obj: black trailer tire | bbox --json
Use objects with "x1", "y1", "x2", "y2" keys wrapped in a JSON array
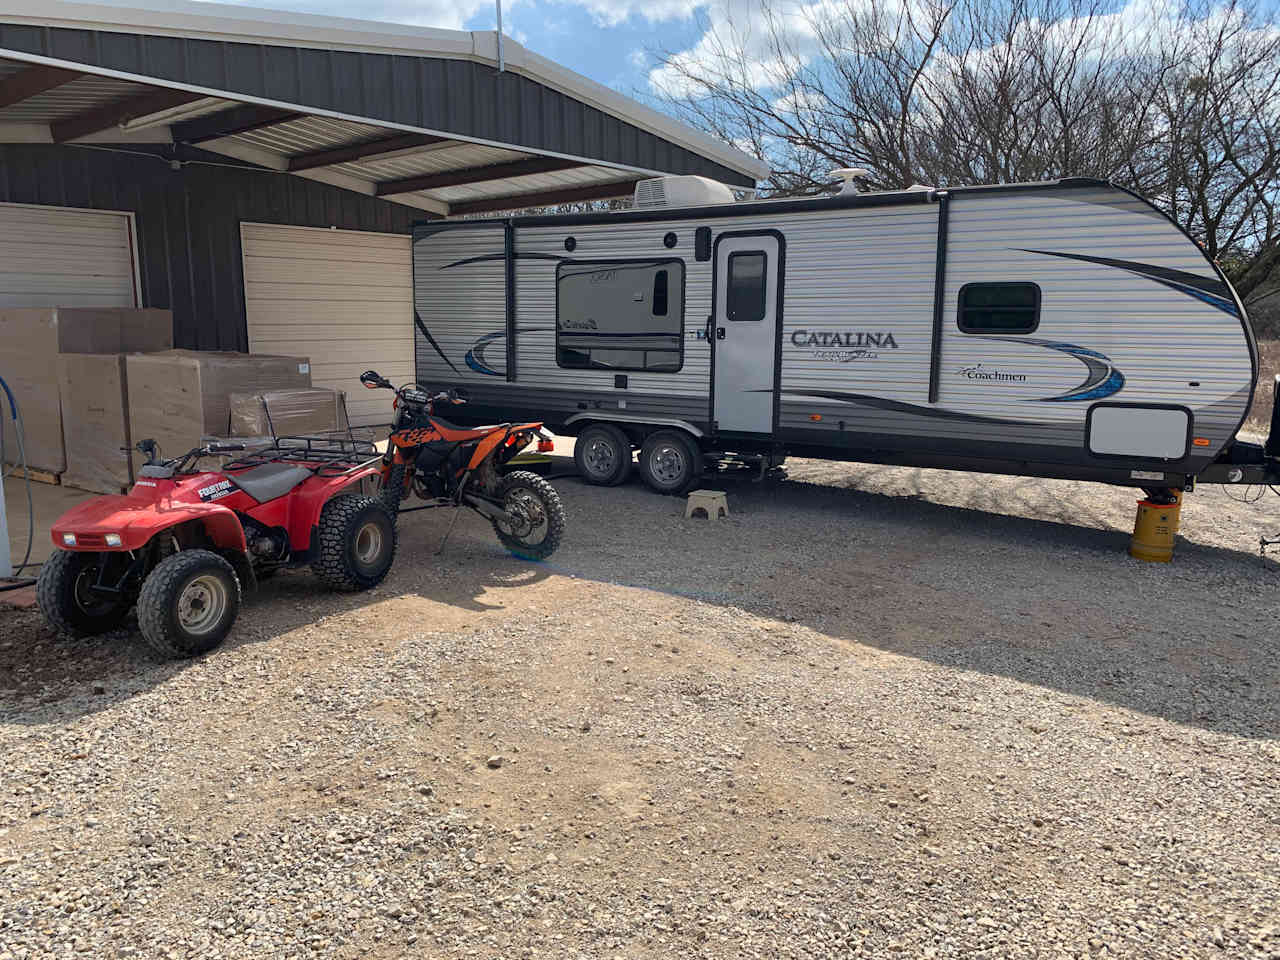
[
  {"x1": 312, "y1": 494, "x2": 398, "y2": 591},
  {"x1": 36, "y1": 549, "x2": 131, "y2": 638},
  {"x1": 639, "y1": 430, "x2": 704, "y2": 495},
  {"x1": 136, "y1": 550, "x2": 241, "y2": 659},
  {"x1": 491, "y1": 471, "x2": 565, "y2": 561},
  {"x1": 574, "y1": 423, "x2": 632, "y2": 486}
]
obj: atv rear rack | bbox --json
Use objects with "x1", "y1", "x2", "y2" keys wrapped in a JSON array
[{"x1": 223, "y1": 435, "x2": 381, "y2": 477}]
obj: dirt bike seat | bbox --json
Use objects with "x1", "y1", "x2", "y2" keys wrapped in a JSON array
[
  {"x1": 430, "y1": 417, "x2": 496, "y2": 440},
  {"x1": 228, "y1": 462, "x2": 312, "y2": 502}
]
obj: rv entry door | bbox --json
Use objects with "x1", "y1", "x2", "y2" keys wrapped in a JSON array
[{"x1": 713, "y1": 232, "x2": 782, "y2": 433}]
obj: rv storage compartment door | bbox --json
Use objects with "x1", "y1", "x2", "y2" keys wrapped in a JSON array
[
  {"x1": 713, "y1": 233, "x2": 782, "y2": 433},
  {"x1": 1087, "y1": 404, "x2": 1190, "y2": 460}
]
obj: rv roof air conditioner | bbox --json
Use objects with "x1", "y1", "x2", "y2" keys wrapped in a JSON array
[
  {"x1": 634, "y1": 176, "x2": 736, "y2": 209},
  {"x1": 828, "y1": 168, "x2": 869, "y2": 195}
]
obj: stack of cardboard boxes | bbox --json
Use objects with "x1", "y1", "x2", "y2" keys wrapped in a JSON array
[{"x1": 0, "y1": 308, "x2": 350, "y2": 495}]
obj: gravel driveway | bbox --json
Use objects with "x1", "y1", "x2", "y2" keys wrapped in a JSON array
[{"x1": 2, "y1": 458, "x2": 1278, "y2": 959}]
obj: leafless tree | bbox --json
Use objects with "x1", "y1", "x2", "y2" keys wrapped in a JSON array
[{"x1": 652, "y1": 0, "x2": 1280, "y2": 308}]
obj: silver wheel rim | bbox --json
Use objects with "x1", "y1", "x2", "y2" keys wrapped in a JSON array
[
  {"x1": 355, "y1": 521, "x2": 383, "y2": 565},
  {"x1": 501, "y1": 487, "x2": 548, "y2": 543},
  {"x1": 582, "y1": 436, "x2": 618, "y2": 478},
  {"x1": 650, "y1": 443, "x2": 686, "y2": 485},
  {"x1": 177, "y1": 574, "x2": 228, "y2": 636}
]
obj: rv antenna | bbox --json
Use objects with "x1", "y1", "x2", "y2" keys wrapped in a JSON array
[
  {"x1": 828, "y1": 168, "x2": 868, "y2": 195},
  {"x1": 496, "y1": 0, "x2": 505, "y2": 72}
]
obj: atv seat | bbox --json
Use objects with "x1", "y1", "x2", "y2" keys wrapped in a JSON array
[{"x1": 229, "y1": 462, "x2": 313, "y2": 502}]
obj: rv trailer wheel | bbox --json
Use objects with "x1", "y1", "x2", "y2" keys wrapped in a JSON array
[
  {"x1": 639, "y1": 430, "x2": 703, "y2": 496},
  {"x1": 574, "y1": 423, "x2": 632, "y2": 486}
]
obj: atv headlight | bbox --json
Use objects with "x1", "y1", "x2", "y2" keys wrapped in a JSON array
[
  {"x1": 62, "y1": 533, "x2": 77, "y2": 546},
  {"x1": 104, "y1": 533, "x2": 122, "y2": 547}
]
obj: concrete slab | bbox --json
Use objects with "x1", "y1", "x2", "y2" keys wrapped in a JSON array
[{"x1": 3, "y1": 475, "x2": 94, "y2": 573}]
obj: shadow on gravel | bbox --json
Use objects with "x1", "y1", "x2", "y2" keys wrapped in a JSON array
[
  {"x1": 4, "y1": 459, "x2": 1277, "y2": 740},
  {"x1": 541, "y1": 464, "x2": 1280, "y2": 741},
  {"x1": 0, "y1": 549, "x2": 552, "y2": 726}
]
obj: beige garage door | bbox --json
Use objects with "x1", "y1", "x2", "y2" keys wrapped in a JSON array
[
  {"x1": 0, "y1": 203, "x2": 138, "y2": 308},
  {"x1": 241, "y1": 223, "x2": 412, "y2": 426}
]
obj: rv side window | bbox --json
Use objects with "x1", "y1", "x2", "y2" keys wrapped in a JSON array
[
  {"x1": 957, "y1": 283, "x2": 1040, "y2": 334},
  {"x1": 556, "y1": 259, "x2": 684, "y2": 373},
  {"x1": 727, "y1": 251, "x2": 767, "y2": 322}
]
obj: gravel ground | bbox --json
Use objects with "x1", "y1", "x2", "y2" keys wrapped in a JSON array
[{"x1": 1, "y1": 456, "x2": 1278, "y2": 959}]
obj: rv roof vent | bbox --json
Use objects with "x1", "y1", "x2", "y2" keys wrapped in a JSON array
[
  {"x1": 828, "y1": 167, "x2": 869, "y2": 195},
  {"x1": 634, "y1": 175, "x2": 736, "y2": 209},
  {"x1": 904, "y1": 183, "x2": 934, "y2": 192}
]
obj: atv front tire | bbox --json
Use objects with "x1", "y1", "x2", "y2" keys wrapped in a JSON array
[
  {"x1": 313, "y1": 494, "x2": 397, "y2": 591},
  {"x1": 36, "y1": 549, "x2": 131, "y2": 638},
  {"x1": 491, "y1": 471, "x2": 565, "y2": 561},
  {"x1": 137, "y1": 550, "x2": 241, "y2": 659}
]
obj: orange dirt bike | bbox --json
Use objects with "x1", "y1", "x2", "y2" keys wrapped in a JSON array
[{"x1": 361, "y1": 370, "x2": 565, "y2": 560}]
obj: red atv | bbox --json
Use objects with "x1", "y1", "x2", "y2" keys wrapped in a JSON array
[{"x1": 37, "y1": 437, "x2": 394, "y2": 658}]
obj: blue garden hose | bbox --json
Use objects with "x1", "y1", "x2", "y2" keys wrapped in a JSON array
[{"x1": 0, "y1": 371, "x2": 38, "y2": 587}]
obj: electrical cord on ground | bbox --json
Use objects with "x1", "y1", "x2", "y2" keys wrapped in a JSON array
[
  {"x1": 1220, "y1": 483, "x2": 1280, "y2": 503},
  {"x1": 0, "y1": 372, "x2": 38, "y2": 585}
]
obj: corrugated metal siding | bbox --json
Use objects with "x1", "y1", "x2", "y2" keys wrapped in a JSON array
[
  {"x1": 0, "y1": 142, "x2": 416, "y2": 349},
  {"x1": 0, "y1": 22, "x2": 755, "y2": 187}
]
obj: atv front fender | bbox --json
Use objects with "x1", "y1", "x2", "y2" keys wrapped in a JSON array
[{"x1": 50, "y1": 496, "x2": 248, "y2": 554}]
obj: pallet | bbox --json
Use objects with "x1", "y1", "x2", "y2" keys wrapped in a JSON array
[{"x1": 4, "y1": 465, "x2": 60, "y2": 485}]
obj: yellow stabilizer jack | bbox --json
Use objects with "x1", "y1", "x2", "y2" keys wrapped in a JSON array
[{"x1": 1130, "y1": 490, "x2": 1183, "y2": 563}]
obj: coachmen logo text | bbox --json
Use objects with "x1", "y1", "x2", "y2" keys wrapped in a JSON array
[
  {"x1": 956, "y1": 364, "x2": 1027, "y2": 383},
  {"x1": 792, "y1": 329, "x2": 898, "y2": 362}
]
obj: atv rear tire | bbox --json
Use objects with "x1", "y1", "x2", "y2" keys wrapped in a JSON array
[
  {"x1": 313, "y1": 494, "x2": 397, "y2": 591},
  {"x1": 137, "y1": 550, "x2": 241, "y2": 659},
  {"x1": 36, "y1": 549, "x2": 131, "y2": 638},
  {"x1": 491, "y1": 470, "x2": 565, "y2": 561}
]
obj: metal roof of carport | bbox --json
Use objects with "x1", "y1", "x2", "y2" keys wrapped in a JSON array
[{"x1": 0, "y1": 0, "x2": 768, "y2": 218}]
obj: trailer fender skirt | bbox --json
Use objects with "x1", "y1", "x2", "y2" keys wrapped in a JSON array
[{"x1": 564, "y1": 412, "x2": 704, "y2": 437}]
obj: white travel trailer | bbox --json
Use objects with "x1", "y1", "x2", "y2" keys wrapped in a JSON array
[{"x1": 410, "y1": 176, "x2": 1273, "y2": 495}]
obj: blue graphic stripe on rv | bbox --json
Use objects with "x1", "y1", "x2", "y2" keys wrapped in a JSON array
[
  {"x1": 975, "y1": 336, "x2": 1126, "y2": 401},
  {"x1": 463, "y1": 327, "x2": 555, "y2": 377},
  {"x1": 1019, "y1": 249, "x2": 1239, "y2": 315}
]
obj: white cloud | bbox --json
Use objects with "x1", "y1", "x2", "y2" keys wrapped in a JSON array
[
  {"x1": 647, "y1": 0, "x2": 842, "y2": 98},
  {"x1": 550, "y1": 0, "x2": 705, "y2": 27}
]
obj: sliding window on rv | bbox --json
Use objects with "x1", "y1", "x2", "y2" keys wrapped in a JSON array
[{"x1": 556, "y1": 259, "x2": 684, "y2": 372}]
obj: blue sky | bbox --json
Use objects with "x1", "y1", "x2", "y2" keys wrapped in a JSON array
[{"x1": 217, "y1": 0, "x2": 709, "y2": 102}]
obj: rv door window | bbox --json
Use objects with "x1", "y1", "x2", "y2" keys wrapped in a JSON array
[
  {"x1": 957, "y1": 282, "x2": 1040, "y2": 333},
  {"x1": 727, "y1": 251, "x2": 767, "y2": 322},
  {"x1": 556, "y1": 259, "x2": 684, "y2": 372}
]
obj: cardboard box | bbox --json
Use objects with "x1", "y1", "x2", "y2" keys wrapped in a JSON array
[
  {"x1": 126, "y1": 351, "x2": 311, "y2": 472},
  {"x1": 229, "y1": 388, "x2": 349, "y2": 439},
  {"x1": 58, "y1": 354, "x2": 134, "y2": 494},
  {"x1": 0, "y1": 308, "x2": 172, "y2": 474}
]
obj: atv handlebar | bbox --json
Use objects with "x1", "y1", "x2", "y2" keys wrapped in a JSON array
[{"x1": 134, "y1": 438, "x2": 246, "y2": 470}]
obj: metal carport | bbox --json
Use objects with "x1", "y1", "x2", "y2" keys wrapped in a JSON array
[{"x1": 0, "y1": 0, "x2": 766, "y2": 356}]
